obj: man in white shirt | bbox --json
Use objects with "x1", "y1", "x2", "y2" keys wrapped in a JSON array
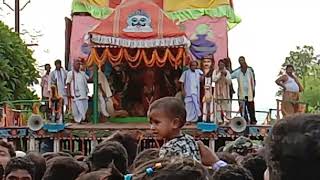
[
  {"x1": 48, "y1": 60, "x2": 68, "y2": 108},
  {"x1": 179, "y1": 61, "x2": 203, "y2": 123},
  {"x1": 66, "y1": 60, "x2": 89, "y2": 123},
  {"x1": 275, "y1": 64, "x2": 303, "y2": 117}
]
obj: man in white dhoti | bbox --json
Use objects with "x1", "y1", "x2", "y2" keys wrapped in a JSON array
[
  {"x1": 179, "y1": 61, "x2": 203, "y2": 123},
  {"x1": 48, "y1": 60, "x2": 68, "y2": 108},
  {"x1": 98, "y1": 69, "x2": 114, "y2": 120},
  {"x1": 66, "y1": 60, "x2": 89, "y2": 123},
  {"x1": 212, "y1": 60, "x2": 232, "y2": 124}
]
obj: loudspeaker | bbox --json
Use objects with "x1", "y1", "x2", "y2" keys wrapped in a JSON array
[
  {"x1": 28, "y1": 114, "x2": 44, "y2": 131},
  {"x1": 230, "y1": 116, "x2": 247, "y2": 133}
]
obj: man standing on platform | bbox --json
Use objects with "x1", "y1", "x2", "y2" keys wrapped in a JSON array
[
  {"x1": 49, "y1": 60, "x2": 68, "y2": 108},
  {"x1": 66, "y1": 60, "x2": 89, "y2": 124},
  {"x1": 98, "y1": 68, "x2": 114, "y2": 121},
  {"x1": 275, "y1": 65, "x2": 303, "y2": 117},
  {"x1": 212, "y1": 60, "x2": 232, "y2": 124},
  {"x1": 41, "y1": 64, "x2": 51, "y2": 100},
  {"x1": 231, "y1": 56, "x2": 257, "y2": 124},
  {"x1": 180, "y1": 61, "x2": 203, "y2": 124},
  {"x1": 41, "y1": 64, "x2": 51, "y2": 119}
]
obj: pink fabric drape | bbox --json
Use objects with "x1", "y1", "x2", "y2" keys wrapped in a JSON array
[
  {"x1": 69, "y1": 16, "x2": 101, "y2": 67},
  {"x1": 181, "y1": 16, "x2": 228, "y2": 68}
]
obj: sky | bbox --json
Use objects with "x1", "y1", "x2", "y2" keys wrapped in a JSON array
[{"x1": 1, "y1": 0, "x2": 319, "y2": 115}]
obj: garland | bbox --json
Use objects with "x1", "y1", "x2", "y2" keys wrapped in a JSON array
[{"x1": 87, "y1": 47, "x2": 186, "y2": 69}]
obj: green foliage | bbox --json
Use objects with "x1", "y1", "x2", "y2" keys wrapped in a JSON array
[
  {"x1": 0, "y1": 21, "x2": 39, "y2": 102},
  {"x1": 283, "y1": 45, "x2": 318, "y2": 79},
  {"x1": 280, "y1": 45, "x2": 320, "y2": 112},
  {"x1": 300, "y1": 75, "x2": 320, "y2": 113}
]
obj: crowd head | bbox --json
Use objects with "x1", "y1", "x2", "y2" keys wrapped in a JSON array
[{"x1": 0, "y1": 113, "x2": 318, "y2": 180}]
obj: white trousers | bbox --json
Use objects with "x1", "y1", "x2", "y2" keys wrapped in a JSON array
[
  {"x1": 72, "y1": 99, "x2": 88, "y2": 123},
  {"x1": 98, "y1": 94, "x2": 114, "y2": 117},
  {"x1": 202, "y1": 100, "x2": 214, "y2": 122}
]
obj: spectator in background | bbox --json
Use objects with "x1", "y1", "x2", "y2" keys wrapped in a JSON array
[
  {"x1": 131, "y1": 148, "x2": 159, "y2": 171},
  {"x1": 43, "y1": 156, "x2": 84, "y2": 180},
  {"x1": 212, "y1": 164, "x2": 254, "y2": 180},
  {"x1": 265, "y1": 114, "x2": 320, "y2": 180},
  {"x1": 88, "y1": 141, "x2": 128, "y2": 174},
  {"x1": 4, "y1": 157, "x2": 35, "y2": 180},
  {"x1": 26, "y1": 152, "x2": 46, "y2": 180},
  {"x1": 131, "y1": 157, "x2": 209, "y2": 180},
  {"x1": 241, "y1": 155, "x2": 267, "y2": 180},
  {"x1": 103, "y1": 131, "x2": 137, "y2": 167},
  {"x1": 0, "y1": 140, "x2": 16, "y2": 169}
]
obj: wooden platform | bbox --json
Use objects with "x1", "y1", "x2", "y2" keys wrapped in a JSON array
[{"x1": 65, "y1": 122, "x2": 197, "y2": 130}]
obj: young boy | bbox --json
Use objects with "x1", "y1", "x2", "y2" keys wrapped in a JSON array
[{"x1": 148, "y1": 97, "x2": 201, "y2": 161}]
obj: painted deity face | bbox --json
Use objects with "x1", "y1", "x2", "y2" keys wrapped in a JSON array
[
  {"x1": 124, "y1": 9, "x2": 152, "y2": 32},
  {"x1": 130, "y1": 15, "x2": 149, "y2": 27}
]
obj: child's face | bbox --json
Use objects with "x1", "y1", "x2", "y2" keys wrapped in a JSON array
[{"x1": 148, "y1": 109, "x2": 179, "y2": 139}]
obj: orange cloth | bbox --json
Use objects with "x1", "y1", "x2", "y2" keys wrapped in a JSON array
[{"x1": 281, "y1": 91, "x2": 300, "y2": 117}]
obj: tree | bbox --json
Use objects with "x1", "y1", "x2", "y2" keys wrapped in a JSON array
[
  {"x1": 279, "y1": 45, "x2": 320, "y2": 112},
  {"x1": 0, "y1": 21, "x2": 39, "y2": 102}
]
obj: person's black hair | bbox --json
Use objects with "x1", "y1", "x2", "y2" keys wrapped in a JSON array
[
  {"x1": 0, "y1": 140, "x2": 16, "y2": 157},
  {"x1": 132, "y1": 148, "x2": 159, "y2": 170},
  {"x1": 265, "y1": 114, "x2": 320, "y2": 180},
  {"x1": 212, "y1": 164, "x2": 254, "y2": 180},
  {"x1": 43, "y1": 156, "x2": 85, "y2": 180},
  {"x1": 238, "y1": 56, "x2": 245, "y2": 61},
  {"x1": 54, "y1": 59, "x2": 62, "y2": 65},
  {"x1": 88, "y1": 141, "x2": 128, "y2": 174},
  {"x1": 218, "y1": 59, "x2": 226, "y2": 66},
  {"x1": 26, "y1": 152, "x2": 46, "y2": 180},
  {"x1": 148, "y1": 97, "x2": 186, "y2": 128},
  {"x1": 103, "y1": 131, "x2": 138, "y2": 167},
  {"x1": 132, "y1": 157, "x2": 209, "y2": 180},
  {"x1": 4, "y1": 157, "x2": 35, "y2": 179},
  {"x1": 42, "y1": 152, "x2": 72, "y2": 162},
  {"x1": 285, "y1": 64, "x2": 294, "y2": 70},
  {"x1": 241, "y1": 155, "x2": 267, "y2": 180},
  {"x1": 0, "y1": 164, "x2": 4, "y2": 179}
]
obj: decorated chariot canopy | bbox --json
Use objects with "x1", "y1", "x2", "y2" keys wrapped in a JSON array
[{"x1": 87, "y1": 0, "x2": 189, "y2": 69}]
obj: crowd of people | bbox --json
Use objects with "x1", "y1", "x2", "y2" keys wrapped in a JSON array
[
  {"x1": 180, "y1": 56, "x2": 257, "y2": 125},
  {"x1": 41, "y1": 54, "x2": 303, "y2": 125},
  {"x1": 41, "y1": 59, "x2": 114, "y2": 124},
  {"x1": 180, "y1": 55, "x2": 304, "y2": 125},
  {"x1": 0, "y1": 95, "x2": 319, "y2": 180}
]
